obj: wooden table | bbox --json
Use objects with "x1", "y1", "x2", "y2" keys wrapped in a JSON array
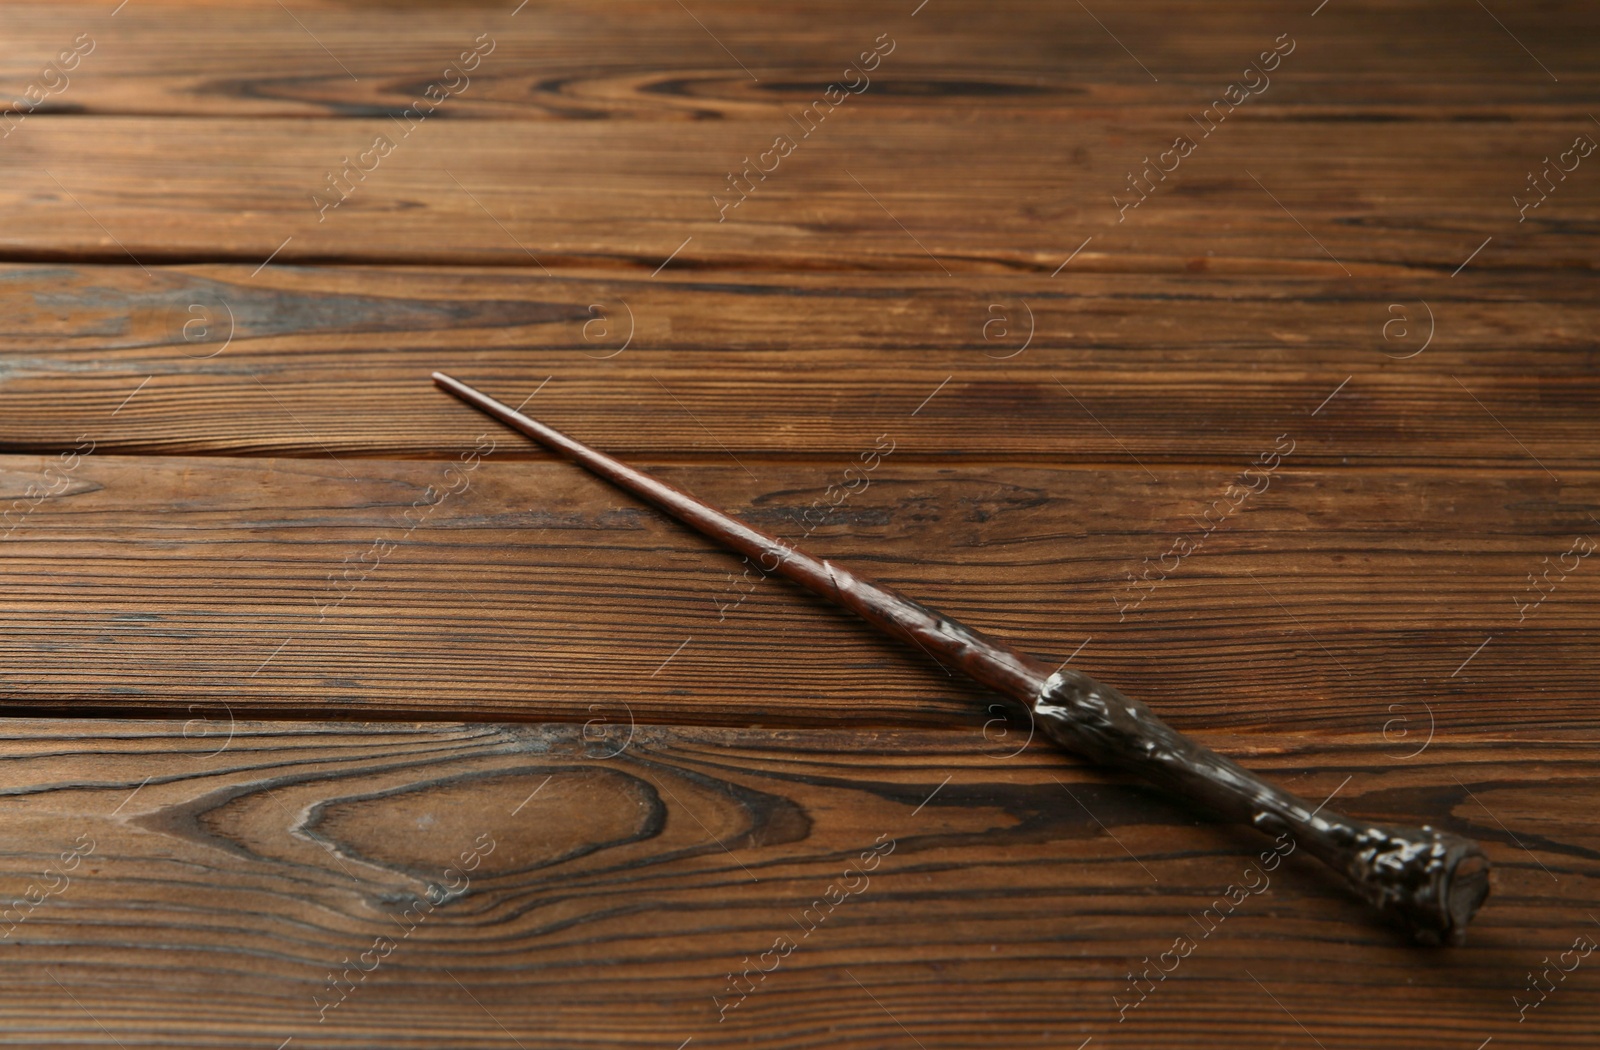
[{"x1": 1, "y1": 1, "x2": 1595, "y2": 1046}]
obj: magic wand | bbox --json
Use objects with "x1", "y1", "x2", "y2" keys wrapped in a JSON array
[{"x1": 433, "y1": 371, "x2": 1490, "y2": 945}]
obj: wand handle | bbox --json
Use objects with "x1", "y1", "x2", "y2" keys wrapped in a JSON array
[{"x1": 432, "y1": 372, "x2": 1491, "y2": 945}]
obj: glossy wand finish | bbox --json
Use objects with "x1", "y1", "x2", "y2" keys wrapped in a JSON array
[{"x1": 432, "y1": 371, "x2": 1491, "y2": 945}]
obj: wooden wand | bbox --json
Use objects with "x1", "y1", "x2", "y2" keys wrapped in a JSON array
[{"x1": 433, "y1": 371, "x2": 1491, "y2": 945}]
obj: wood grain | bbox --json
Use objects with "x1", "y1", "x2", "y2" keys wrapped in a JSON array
[
  {"x1": 0, "y1": 718, "x2": 1588, "y2": 1049},
  {"x1": 2, "y1": 455, "x2": 1596, "y2": 735},
  {"x1": 5, "y1": 0, "x2": 1598, "y2": 121},
  {"x1": 0, "y1": 265, "x2": 1596, "y2": 469},
  {"x1": 3, "y1": 113, "x2": 1597, "y2": 272}
]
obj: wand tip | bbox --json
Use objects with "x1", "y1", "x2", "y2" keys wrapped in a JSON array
[{"x1": 432, "y1": 371, "x2": 476, "y2": 403}]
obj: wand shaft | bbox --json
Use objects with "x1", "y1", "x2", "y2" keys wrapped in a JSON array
[{"x1": 432, "y1": 371, "x2": 1051, "y2": 703}]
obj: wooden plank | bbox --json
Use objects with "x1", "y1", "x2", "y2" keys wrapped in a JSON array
[
  {"x1": 0, "y1": 718, "x2": 1589, "y2": 1049},
  {"x1": 0, "y1": 265, "x2": 1596, "y2": 467},
  {"x1": 2, "y1": 113, "x2": 1596, "y2": 271},
  {"x1": 2, "y1": 455, "x2": 1595, "y2": 732},
  {"x1": 5, "y1": 0, "x2": 1597, "y2": 119}
]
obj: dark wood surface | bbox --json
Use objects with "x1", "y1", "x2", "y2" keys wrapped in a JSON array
[
  {"x1": 0, "y1": 719, "x2": 1591, "y2": 1049},
  {"x1": 1, "y1": 1, "x2": 1596, "y2": 1046}
]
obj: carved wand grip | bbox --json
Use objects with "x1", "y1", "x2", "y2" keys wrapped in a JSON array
[{"x1": 433, "y1": 372, "x2": 1490, "y2": 945}]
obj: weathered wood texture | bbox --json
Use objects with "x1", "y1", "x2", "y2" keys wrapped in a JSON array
[
  {"x1": 0, "y1": 719, "x2": 1589, "y2": 1049},
  {"x1": 0, "y1": 1, "x2": 1593, "y2": 273},
  {"x1": 7, "y1": 0, "x2": 1598, "y2": 119},
  {"x1": 0, "y1": 266, "x2": 1594, "y2": 468},
  {"x1": 1, "y1": 0, "x2": 1597, "y2": 1046},
  {"x1": 7, "y1": 114, "x2": 1598, "y2": 272},
  {"x1": 2, "y1": 455, "x2": 1597, "y2": 736}
]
